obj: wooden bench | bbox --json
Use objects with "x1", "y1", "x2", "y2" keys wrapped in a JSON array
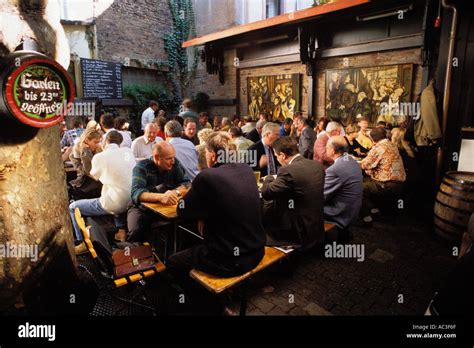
[
  {"x1": 190, "y1": 246, "x2": 287, "y2": 315},
  {"x1": 189, "y1": 223, "x2": 335, "y2": 315},
  {"x1": 190, "y1": 246, "x2": 288, "y2": 294}
]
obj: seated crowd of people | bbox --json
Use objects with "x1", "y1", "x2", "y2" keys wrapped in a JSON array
[{"x1": 61, "y1": 98, "x2": 415, "y2": 290}]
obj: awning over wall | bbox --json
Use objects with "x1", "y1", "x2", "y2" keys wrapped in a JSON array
[{"x1": 182, "y1": 0, "x2": 370, "y2": 48}]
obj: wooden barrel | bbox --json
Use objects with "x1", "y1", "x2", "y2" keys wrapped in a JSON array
[{"x1": 434, "y1": 172, "x2": 474, "y2": 242}]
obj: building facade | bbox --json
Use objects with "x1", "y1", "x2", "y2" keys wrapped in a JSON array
[
  {"x1": 185, "y1": 0, "x2": 474, "y2": 184},
  {"x1": 60, "y1": 0, "x2": 172, "y2": 98},
  {"x1": 190, "y1": 0, "x2": 315, "y2": 116}
]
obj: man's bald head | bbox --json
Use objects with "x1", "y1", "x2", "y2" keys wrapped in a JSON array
[
  {"x1": 153, "y1": 141, "x2": 172, "y2": 156},
  {"x1": 145, "y1": 123, "x2": 157, "y2": 132},
  {"x1": 153, "y1": 142, "x2": 176, "y2": 171},
  {"x1": 327, "y1": 135, "x2": 348, "y2": 159}
]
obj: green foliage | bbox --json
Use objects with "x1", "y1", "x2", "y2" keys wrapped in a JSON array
[
  {"x1": 193, "y1": 92, "x2": 210, "y2": 113},
  {"x1": 124, "y1": 84, "x2": 178, "y2": 112},
  {"x1": 163, "y1": 0, "x2": 199, "y2": 98},
  {"x1": 123, "y1": 85, "x2": 179, "y2": 129}
]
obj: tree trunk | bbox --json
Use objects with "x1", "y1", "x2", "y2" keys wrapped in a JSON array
[
  {"x1": 0, "y1": 0, "x2": 78, "y2": 312},
  {"x1": 0, "y1": 123, "x2": 76, "y2": 310}
]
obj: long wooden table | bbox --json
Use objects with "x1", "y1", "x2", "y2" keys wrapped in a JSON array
[
  {"x1": 141, "y1": 202, "x2": 180, "y2": 260},
  {"x1": 142, "y1": 202, "x2": 179, "y2": 219},
  {"x1": 142, "y1": 189, "x2": 338, "y2": 260}
]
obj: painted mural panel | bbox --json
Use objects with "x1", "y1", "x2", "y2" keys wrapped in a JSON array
[
  {"x1": 247, "y1": 74, "x2": 301, "y2": 121},
  {"x1": 325, "y1": 64, "x2": 413, "y2": 127}
]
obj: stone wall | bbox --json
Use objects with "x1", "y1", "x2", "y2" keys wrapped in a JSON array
[
  {"x1": 190, "y1": 49, "x2": 239, "y2": 117},
  {"x1": 95, "y1": 0, "x2": 172, "y2": 65},
  {"x1": 193, "y1": 0, "x2": 237, "y2": 37}
]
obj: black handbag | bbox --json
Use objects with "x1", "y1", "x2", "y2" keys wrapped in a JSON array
[
  {"x1": 79, "y1": 175, "x2": 102, "y2": 194},
  {"x1": 69, "y1": 175, "x2": 102, "y2": 200}
]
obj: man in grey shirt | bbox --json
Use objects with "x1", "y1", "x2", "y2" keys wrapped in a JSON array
[
  {"x1": 165, "y1": 120, "x2": 199, "y2": 180},
  {"x1": 323, "y1": 136, "x2": 363, "y2": 237}
]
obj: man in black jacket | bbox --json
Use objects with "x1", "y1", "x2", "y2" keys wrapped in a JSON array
[
  {"x1": 261, "y1": 136, "x2": 325, "y2": 250},
  {"x1": 245, "y1": 119, "x2": 266, "y2": 143},
  {"x1": 168, "y1": 132, "x2": 266, "y2": 277}
]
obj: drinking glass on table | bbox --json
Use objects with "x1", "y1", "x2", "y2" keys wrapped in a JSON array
[
  {"x1": 254, "y1": 171, "x2": 261, "y2": 184},
  {"x1": 177, "y1": 182, "x2": 191, "y2": 196}
]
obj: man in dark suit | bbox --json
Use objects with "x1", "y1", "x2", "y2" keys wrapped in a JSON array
[
  {"x1": 246, "y1": 119, "x2": 266, "y2": 143},
  {"x1": 296, "y1": 117, "x2": 317, "y2": 159},
  {"x1": 169, "y1": 132, "x2": 266, "y2": 277},
  {"x1": 247, "y1": 122, "x2": 280, "y2": 177},
  {"x1": 324, "y1": 136, "x2": 363, "y2": 241},
  {"x1": 261, "y1": 136, "x2": 325, "y2": 250}
]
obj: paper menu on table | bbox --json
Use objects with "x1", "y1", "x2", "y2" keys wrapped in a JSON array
[{"x1": 458, "y1": 139, "x2": 474, "y2": 172}]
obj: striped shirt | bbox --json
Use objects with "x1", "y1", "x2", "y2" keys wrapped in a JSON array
[{"x1": 61, "y1": 128, "x2": 84, "y2": 148}]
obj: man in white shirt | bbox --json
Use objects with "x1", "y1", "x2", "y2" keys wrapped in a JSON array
[
  {"x1": 132, "y1": 123, "x2": 163, "y2": 160},
  {"x1": 100, "y1": 114, "x2": 132, "y2": 148},
  {"x1": 229, "y1": 126, "x2": 253, "y2": 152},
  {"x1": 165, "y1": 120, "x2": 199, "y2": 180},
  {"x1": 70, "y1": 131, "x2": 136, "y2": 253},
  {"x1": 141, "y1": 101, "x2": 159, "y2": 130},
  {"x1": 241, "y1": 116, "x2": 256, "y2": 135}
]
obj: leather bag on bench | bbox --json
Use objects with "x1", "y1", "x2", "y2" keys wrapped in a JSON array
[{"x1": 112, "y1": 244, "x2": 156, "y2": 278}]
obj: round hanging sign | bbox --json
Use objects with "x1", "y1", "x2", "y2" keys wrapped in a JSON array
[{"x1": 1, "y1": 52, "x2": 75, "y2": 128}]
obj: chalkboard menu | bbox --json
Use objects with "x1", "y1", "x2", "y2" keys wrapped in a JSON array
[{"x1": 81, "y1": 58, "x2": 123, "y2": 99}]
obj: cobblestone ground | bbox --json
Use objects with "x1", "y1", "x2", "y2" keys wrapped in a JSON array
[
  {"x1": 2, "y1": 213, "x2": 457, "y2": 316},
  {"x1": 231, "y1": 214, "x2": 457, "y2": 316}
]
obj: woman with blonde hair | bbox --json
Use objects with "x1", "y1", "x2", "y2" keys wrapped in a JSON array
[
  {"x1": 344, "y1": 124, "x2": 368, "y2": 158},
  {"x1": 391, "y1": 126, "x2": 419, "y2": 195},
  {"x1": 86, "y1": 119, "x2": 101, "y2": 131},
  {"x1": 69, "y1": 128, "x2": 103, "y2": 199},
  {"x1": 196, "y1": 128, "x2": 214, "y2": 170},
  {"x1": 391, "y1": 127, "x2": 415, "y2": 158}
]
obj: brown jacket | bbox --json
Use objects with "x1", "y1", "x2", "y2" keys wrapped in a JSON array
[{"x1": 415, "y1": 81, "x2": 442, "y2": 146}]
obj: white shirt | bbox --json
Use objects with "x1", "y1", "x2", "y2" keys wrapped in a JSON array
[
  {"x1": 131, "y1": 135, "x2": 163, "y2": 160},
  {"x1": 141, "y1": 107, "x2": 155, "y2": 130},
  {"x1": 90, "y1": 144, "x2": 136, "y2": 215},
  {"x1": 289, "y1": 154, "x2": 301, "y2": 165},
  {"x1": 233, "y1": 136, "x2": 254, "y2": 152},
  {"x1": 241, "y1": 122, "x2": 256, "y2": 135},
  {"x1": 103, "y1": 129, "x2": 132, "y2": 148}
]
